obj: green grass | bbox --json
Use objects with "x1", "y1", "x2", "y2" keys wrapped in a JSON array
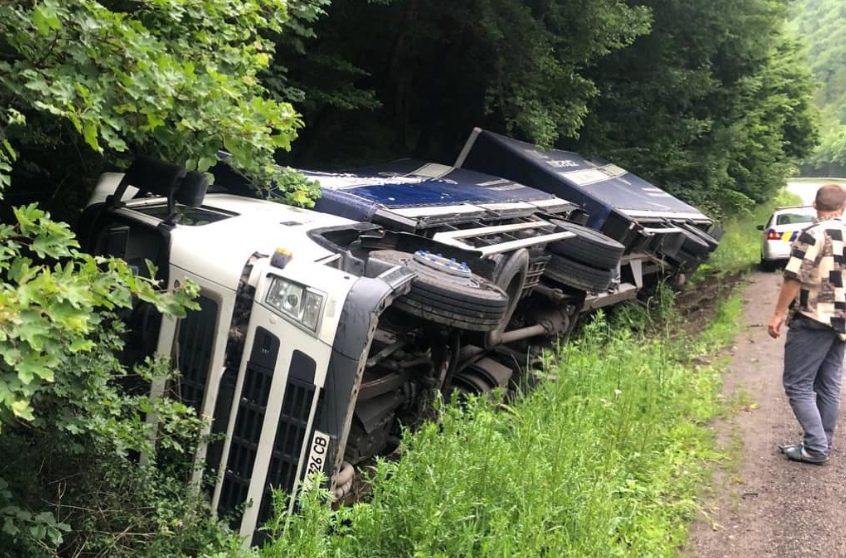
[
  {"x1": 257, "y1": 294, "x2": 745, "y2": 558},
  {"x1": 694, "y1": 189, "x2": 802, "y2": 277}
]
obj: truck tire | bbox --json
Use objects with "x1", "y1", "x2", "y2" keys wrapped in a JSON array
[
  {"x1": 544, "y1": 254, "x2": 615, "y2": 292},
  {"x1": 547, "y1": 220, "x2": 624, "y2": 270},
  {"x1": 681, "y1": 223, "x2": 719, "y2": 253},
  {"x1": 672, "y1": 248, "x2": 701, "y2": 271},
  {"x1": 369, "y1": 250, "x2": 509, "y2": 332},
  {"x1": 679, "y1": 229, "x2": 710, "y2": 256}
]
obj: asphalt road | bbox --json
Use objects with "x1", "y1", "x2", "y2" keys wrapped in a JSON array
[
  {"x1": 787, "y1": 178, "x2": 846, "y2": 206},
  {"x1": 686, "y1": 271, "x2": 846, "y2": 558}
]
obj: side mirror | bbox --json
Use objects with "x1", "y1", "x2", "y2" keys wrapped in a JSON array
[
  {"x1": 110, "y1": 156, "x2": 186, "y2": 207},
  {"x1": 176, "y1": 171, "x2": 209, "y2": 208},
  {"x1": 756, "y1": 224, "x2": 765, "y2": 231},
  {"x1": 109, "y1": 157, "x2": 209, "y2": 228}
]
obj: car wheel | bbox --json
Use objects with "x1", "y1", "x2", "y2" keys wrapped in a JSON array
[
  {"x1": 543, "y1": 254, "x2": 615, "y2": 292},
  {"x1": 759, "y1": 256, "x2": 775, "y2": 272},
  {"x1": 547, "y1": 220, "x2": 625, "y2": 270},
  {"x1": 369, "y1": 250, "x2": 509, "y2": 332}
]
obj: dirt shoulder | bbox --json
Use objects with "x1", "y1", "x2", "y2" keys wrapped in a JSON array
[{"x1": 686, "y1": 271, "x2": 846, "y2": 558}]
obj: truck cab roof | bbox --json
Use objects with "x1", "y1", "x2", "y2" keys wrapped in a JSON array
[{"x1": 87, "y1": 173, "x2": 356, "y2": 290}]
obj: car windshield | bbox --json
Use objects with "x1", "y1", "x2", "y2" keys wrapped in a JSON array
[{"x1": 775, "y1": 212, "x2": 814, "y2": 226}]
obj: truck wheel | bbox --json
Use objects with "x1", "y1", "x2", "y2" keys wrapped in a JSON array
[
  {"x1": 672, "y1": 248, "x2": 702, "y2": 270},
  {"x1": 369, "y1": 250, "x2": 509, "y2": 332},
  {"x1": 679, "y1": 229, "x2": 710, "y2": 256},
  {"x1": 681, "y1": 223, "x2": 719, "y2": 253},
  {"x1": 544, "y1": 254, "x2": 615, "y2": 292},
  {"x1": 547, "y1": 220, "x2": 624, "y2": 270}
]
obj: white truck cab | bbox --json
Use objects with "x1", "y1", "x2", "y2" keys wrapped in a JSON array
[{"x1": 79, "y1": 157, "x2": 522, "y2": 543}]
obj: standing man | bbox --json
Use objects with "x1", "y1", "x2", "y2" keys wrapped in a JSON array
[{"x1": 768, "y1": 183, "x2": 846, "y2": 464}]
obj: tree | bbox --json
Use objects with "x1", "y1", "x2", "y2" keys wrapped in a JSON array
[
  {"x1": 574, "y1": 0, "x2": 818, "y2": 214},
  {"x1": 273, "y1": 0, "x2": 816, "y2": 215},
  {"x1": 789, "y1": 0, "x2": 846, "y2": 175},
  {"x1": 273, "y1": 0, "x2": 651, "y2": 168},
  {"x1": 0, "y1": 0, "x2": 319, "y2": 213}
]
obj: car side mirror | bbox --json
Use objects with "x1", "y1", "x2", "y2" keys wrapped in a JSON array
[{"x1": 756, "y1": 224, "x2": 765, "y2": 231}]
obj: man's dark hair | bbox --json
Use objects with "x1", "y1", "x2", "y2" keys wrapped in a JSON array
[{"x1": 815, "y1": 184, "x2": 846, "y2": 211}]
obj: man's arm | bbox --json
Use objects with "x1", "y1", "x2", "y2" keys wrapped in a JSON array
[
  {"x1": 768, "y1": 277, "x2": 801, "y2": 339},
  {"x1": 769, "y1": 225, "x2": 821, "y2": 339}
]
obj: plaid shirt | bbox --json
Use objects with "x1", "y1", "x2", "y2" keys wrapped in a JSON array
[{"x1": 783, "y1": 217, "x2": 846, "y2": 338}]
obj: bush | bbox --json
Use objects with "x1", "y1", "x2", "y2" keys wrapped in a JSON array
[
  {"x1": 0, "y1": 0, "x2": 318, "y2": 214},
  {"x1": 0, "y1": 206, "x2": 245, "y2": 557}
]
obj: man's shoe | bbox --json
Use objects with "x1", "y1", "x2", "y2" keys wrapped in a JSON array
[
  {"x1": 778, "y1": 442, "x2": 803, "y2": 454},
  {"x1": 782, "y1": 444, "x2": 829, "y2": 465}
]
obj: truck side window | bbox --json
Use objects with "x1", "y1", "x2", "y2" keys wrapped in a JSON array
[{"x1": 176, "y1": 295, "x2": 219, "y2": 415}]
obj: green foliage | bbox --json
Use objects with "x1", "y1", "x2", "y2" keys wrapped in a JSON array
[
  {"x1": 576, "y1": 0, "x2": 818, "y2": 216},
  {"x1": 789, "y1": 0, "x2": 846, "y2": 174},
  {"x1": 0, "y1": 203, "x2": 197, "y2": 429},
  {"x1": 0, "y1": 0, "x2": 318, "y2": 209},
  {"x1": 257, "y1": 298, "x2": 744, "y2": 558},
  {"x1": 275, "y1": 0, "x2": 651, "y2": 167},
  {"x1": 0, "y1": 206, "x2": 245, "y2": 556}
]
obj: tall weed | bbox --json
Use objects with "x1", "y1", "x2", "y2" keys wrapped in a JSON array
[{"x1": 256, "y1": 294, "x2": 744, "y2": 558}]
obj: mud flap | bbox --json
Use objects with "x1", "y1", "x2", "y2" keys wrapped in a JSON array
[{"x1": 312, "y1": 265, "x2": 414, "y2": 497}]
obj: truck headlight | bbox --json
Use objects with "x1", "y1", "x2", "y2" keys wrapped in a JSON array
[{"x1": 265, "y1": 277, "x2": 324, "y2": 331}]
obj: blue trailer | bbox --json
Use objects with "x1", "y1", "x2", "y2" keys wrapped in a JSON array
[
  {"x1": 455, "y1": 128, "x2": 719, "y2": 276},
  {"x1": 295, "y1": 159, "x2": 647, "y2": 317}
]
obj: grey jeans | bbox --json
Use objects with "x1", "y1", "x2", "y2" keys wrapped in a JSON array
[{"x1": 783, "y1": 314, "x2": 846, "y2": 456}]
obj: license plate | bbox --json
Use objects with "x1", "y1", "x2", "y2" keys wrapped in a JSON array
[{"x1": 303, "y1": 430, "x2": 330, "y2": 490}]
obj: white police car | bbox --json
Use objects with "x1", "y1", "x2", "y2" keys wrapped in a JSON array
[{"x1": 758, "y1": 205, "x2": 816, "y2": 270}]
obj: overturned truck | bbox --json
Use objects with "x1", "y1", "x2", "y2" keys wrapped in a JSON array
[{"x1": 79, "y1": 134, "x2": 718, "y2": 543}]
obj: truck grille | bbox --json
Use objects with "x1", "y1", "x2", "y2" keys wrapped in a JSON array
[
  {"x1": 176, "y1": 296, "x2": 218, "y2": 413},
  {"x1": 255, "y1": 351, "x2": 317, "y2": 531},
  {"x1": 217, "y1": 327, "x2": 279, "y2": 527}
]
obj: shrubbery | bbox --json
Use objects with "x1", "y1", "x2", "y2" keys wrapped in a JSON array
[
  {"x1": 0, "y1": 206, "x2": 248, "y2": 557},
  {"x1": 0, "y1": 0, "x2": 318, "y2": 214}
]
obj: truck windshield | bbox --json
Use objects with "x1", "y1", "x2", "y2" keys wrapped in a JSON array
[{"x1": 134, "y1": 203, "x2": 235, "y2": 225}]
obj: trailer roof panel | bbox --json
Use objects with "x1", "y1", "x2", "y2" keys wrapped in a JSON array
[{"x1": 456, "y1": 129, "x2": 710, "y2": 223}]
